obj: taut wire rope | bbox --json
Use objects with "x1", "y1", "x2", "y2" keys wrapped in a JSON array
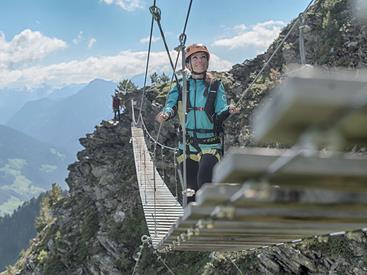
[
  {"x1": 234, "y1": 0, "x2": 316, "y2": 109},
  {"x1": 131, "y1": 235, "x2": 176, "y2": 274},
  {"x1": 137, "y1": 0, "x2": 156, "y2": 125},
  {"x1": 149, "y1": 5, "x2": 180, "y2": 84},
  {"x1": 131, "y1": 235, "x2": 150, "y2": 275},
  {"x1": 135, "y1": 0, "x2": 194, "y2": 208}
]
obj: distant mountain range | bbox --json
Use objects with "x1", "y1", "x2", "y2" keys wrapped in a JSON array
[
  {"x1": 7, "y1": 79, "x2": 117, "y2": 154},
  {"x1": 0, "y1": 78, "x2": 117, "y2": 215},
  {"x1": 0, "y1": 125, "x2": 68, "y2": 216},
  {"x1": 0, "y1": 84, "x2": 85, "y2": 125}
]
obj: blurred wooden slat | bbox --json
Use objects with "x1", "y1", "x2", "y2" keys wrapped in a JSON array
[
  {"x1": 252, "y1": 76, "x2": 367, "y2": 145},
  {"x1": 212, "y1": 147, "x2": 367, "y2": 191}
]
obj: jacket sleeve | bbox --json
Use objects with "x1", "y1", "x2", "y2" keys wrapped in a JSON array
[
  {"x1": 214, "y1": 82, "x2": 230, "y2": 121},
  {"x1": 163, "y1": 84, "x2": 179, "y2": 117}
]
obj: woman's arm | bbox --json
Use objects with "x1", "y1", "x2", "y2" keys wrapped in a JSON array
[{"x1": 156, "y1": 84, "x2": 180, "y2": 123}]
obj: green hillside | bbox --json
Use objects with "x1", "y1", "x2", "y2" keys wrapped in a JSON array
[
  {"x1": 0, "y1": 125, "x2": 68, "y2": 215},
  {"x1": 0, "y1": 194, "x2": 42, "y2": 271}
]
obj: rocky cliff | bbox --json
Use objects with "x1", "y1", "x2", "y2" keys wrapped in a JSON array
[
  {"x1": 4, "y1": 99, "x2": 210, "y2": 274},
  {"x1": 6, "y1": 0, "x2": 367, "y2": 274}
]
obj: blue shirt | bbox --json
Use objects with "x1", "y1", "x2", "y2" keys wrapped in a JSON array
[{"x1": 163, "y1": 77, "x2": 229, "y2": 152}]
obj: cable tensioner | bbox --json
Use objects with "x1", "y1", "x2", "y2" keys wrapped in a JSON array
[{"x1": 149, "y1": 5, "x2": 161, "y2": 21}]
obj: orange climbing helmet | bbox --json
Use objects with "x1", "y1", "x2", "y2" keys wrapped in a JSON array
[{"x1": 185, "y1": 44, "x2": 210, "y2": 63}]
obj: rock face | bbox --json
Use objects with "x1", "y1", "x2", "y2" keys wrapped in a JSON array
[
  {"x1": 7, "y1": 0, "x2": 367, "y2": 274},
  {"x1": 6, "y1": 95, "x2": 208, "y2": 274},
  {"x1": 202, "y1": 231, "x2": 367, "y2": 275},
  {"x1": 5, "y1": 92, "x2": 207, "y2": 274},
  {"x1": 7, "y1": 115, "x2": 147, "y2": 274}
]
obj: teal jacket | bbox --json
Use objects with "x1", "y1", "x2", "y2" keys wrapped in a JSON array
[{"x1": 163, "y1": 77, "x2": 229, "y2": 152}]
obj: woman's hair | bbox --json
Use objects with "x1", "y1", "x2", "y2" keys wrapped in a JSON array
[{"x1": 204, "y1": 72, "x2": 214, "y2": 86}]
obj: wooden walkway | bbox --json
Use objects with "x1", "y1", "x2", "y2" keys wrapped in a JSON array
[
  {"x1": 156, "y1": 181, "x2": 367, "y2": 252},
  {"x1": 131, "y1": 126, "x2": 183, "y2": 248}
]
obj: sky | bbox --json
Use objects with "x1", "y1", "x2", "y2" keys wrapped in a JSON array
[{"x1": 0, "y1": 0, "x2": 313, "y2": 90}]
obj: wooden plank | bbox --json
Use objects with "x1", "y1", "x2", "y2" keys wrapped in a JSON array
[
  {"x1": 212, "y1": 148, "x2": 367, "y2": 191},
  {"x1": 160, "y1": 230, "x2": 312, "y2": 252},
  {"x1": 156, "y1": 184, "x2": 367, "y2": 251},
  {"x1": 157, "y1": 201, "x2": 367, "y2": 252},
  {"x1": 160, "y1": 243, "x2": 258, "y2": 252},
  {"x1": 182, "y1": 204, "x2": 367, "y2": 223},
  {"x1": 163, "y1": 220, "x2": 354, "y2": 237},
  {"x1": 252, "y1": 74, "x2": 367, "y2": 145},
  {"x1": 196, "y1": 183, "x2": 367, "y2": 208},
  {"x1": 158, "y1": 222, "x2": 363, "y2": 252}
]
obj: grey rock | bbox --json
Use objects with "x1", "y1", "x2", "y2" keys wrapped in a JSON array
[{"x1": 113, "y1": 210, "x2": 125, "y2": 223}]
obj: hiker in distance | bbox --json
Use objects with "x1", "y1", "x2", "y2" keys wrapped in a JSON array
[
  {"x1": 112, "y1": 92, "x2": 121, "y2": 121},
  {"x1": 156, "y1": 43, "x2": 240, "y2": 203}
]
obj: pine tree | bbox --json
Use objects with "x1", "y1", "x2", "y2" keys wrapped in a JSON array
[
  {"x1": 35, "y1": 196, "x2": 53, "y2": 232},
  {"x1": 115, "y1": 79, "x2": 138, "y2": 95}
]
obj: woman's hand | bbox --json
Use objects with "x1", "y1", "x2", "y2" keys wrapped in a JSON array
[
  {"x1": 228, "y1": 105, "x2": 240, "y2": 114},
  {"x1": 156, "y1": 112, "x2": 169, "y2": 123}
]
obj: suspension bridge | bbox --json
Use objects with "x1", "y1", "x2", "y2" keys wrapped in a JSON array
[
  {"x1": 131, "y1": 69, "x2": 367, "y2": 253},
  {"x1": 127, "y1": 1, "x2": 367, "y2": 273}
]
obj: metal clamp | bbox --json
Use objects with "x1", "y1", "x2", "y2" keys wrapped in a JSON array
[
  {"x1": 149, "y1": 5, "x2": 161, "y2": 21},
  {"x1": 141, "y1": 235, "x2": 151, "y2": 244},
  {"x1": 174, "y1": 33, "x2": 187, "y2": 52}
]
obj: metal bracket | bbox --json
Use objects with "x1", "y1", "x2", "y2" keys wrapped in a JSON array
[{"x1": 149, "y1": 5, "x2": 161, "y2": 21}]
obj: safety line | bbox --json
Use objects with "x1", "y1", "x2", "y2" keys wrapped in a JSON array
[
  {"x1": 140, "y1": 113, "x2": 178, "y2": 151},
  {"x1": 170, "y1": 0, "x2": 193, "y2": 78},
  {"x1": 154, "y1": 250, "x2": 176, "y2": 275},
  {"x1": 235, "y1": 0, "x2": 316, "y2": 108},
  {"x1": 150, "y1": 5, "x2": 180, "y2": 84},
  {"x1": 137, "y1": 0, "x2": 156, "y2": 125},
  {"x1": 131, "y1": 235, "x2": 150, "y2": 275},
  {"x1": 135, "y1": 0, "x2": 194, "y2": 153}
]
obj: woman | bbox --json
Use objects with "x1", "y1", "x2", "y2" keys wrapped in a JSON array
[{"x1": 156, "y1": 44, "x2": 239, "y2": 203}]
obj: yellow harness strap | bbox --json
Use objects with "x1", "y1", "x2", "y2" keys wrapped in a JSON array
[{"x1": 176, "y1": 149, "x2": 221, "y2": 164}]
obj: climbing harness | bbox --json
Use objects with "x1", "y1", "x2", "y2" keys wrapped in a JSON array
[
  {"x1": 167, "y1": 78, "x2": 228, "y2": 166},
  {"x1": 176, "y1": 148, "x2": 221, "y2": 164}
]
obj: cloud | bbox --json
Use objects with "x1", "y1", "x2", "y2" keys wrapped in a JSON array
[
  {"x1": 72, "y1": 31, "x2": 83, "y2": 45},
  {"x1": 0, "y1": 50, "x2": 233, "y2": 89},
  {"x1": 0, "y1": 29, "x2": 67, "y2": 68},
  {"x1": 208, "y1": 53, "x2": 233, "y2": 72},
  {"x1": 88, "y1": 38, "x2": 97, "y2": 49},
  {"x1": 213, "y1": 20, "x2": 286, "y2": 50},
  {"x1": 233, "y1": 24, "x2": 247, "y2": 32},
  {"x1": 0, "y1": 29, "x2": 232, "y2": 88},
  {"x1": 101, "y1": 0, "x2": 143, "y2": 11},
  {"x1": 139, "y1": 35, "x2": 160, "y2": 44}
]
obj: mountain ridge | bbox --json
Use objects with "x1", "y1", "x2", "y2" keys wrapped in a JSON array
[{"x1": 7, "y1": 79, "x2": 117, "y2": 154}]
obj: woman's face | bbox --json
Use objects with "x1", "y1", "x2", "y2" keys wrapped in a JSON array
[{"x1": 187, "y1": 52, "x2": 209, "y2": 73}]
